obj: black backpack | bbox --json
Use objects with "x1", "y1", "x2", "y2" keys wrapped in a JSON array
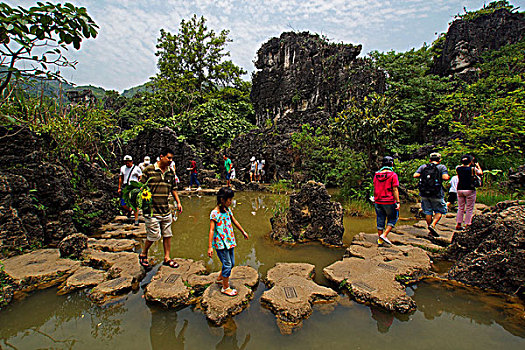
[{"x1": 418, "y1": 163, "x2": 442, "y2": 197}]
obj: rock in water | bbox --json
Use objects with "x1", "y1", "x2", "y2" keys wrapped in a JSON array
[
  {"x1": 58, "y1": 233, "x2": 88, "y2": 259},
  {"x1": 270, "y1": 181, "x2": 344, "y2": 245},
  {"x1": 446, "y1": 201, "x2": 525, "y2": 297}
]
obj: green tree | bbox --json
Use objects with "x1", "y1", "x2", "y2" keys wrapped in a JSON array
[{"x1": 0, "y1": 2, "x2": 98, "y2": 95}]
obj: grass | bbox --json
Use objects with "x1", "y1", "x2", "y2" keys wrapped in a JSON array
[
  {"x1": 475, "y1": 188, "x2": 523, "y2": 207},
  {"x1": 268, "y1": 180, "x2": 294, "y2": 194},
  {"x1": 341, "y1": 199, "x2": 375, "y2": 217}
]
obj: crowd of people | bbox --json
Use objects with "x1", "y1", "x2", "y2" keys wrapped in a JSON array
[{"x1": 373, "y1": 152, "x2": 483, "y2": 245}]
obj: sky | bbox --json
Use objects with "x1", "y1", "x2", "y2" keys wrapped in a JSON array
[{"x1": 9, "y1": 0, "x2": 525, "y2": 92}]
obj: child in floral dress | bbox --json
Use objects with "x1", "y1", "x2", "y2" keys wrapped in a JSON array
[{"x1": 208, "y1": 187, "x2": 249, "y2": 296}]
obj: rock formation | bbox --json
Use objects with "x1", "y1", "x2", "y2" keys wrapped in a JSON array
[
  {"x1": 58, "y1": 233, "x2": 88, "y2": 259},
  {"x1": 270, "y1": 181, "x2": 344, "y2": 245},
  {"x1": 0, "y1": 127, "x2": 118, "y2": 258},
  {"x1": 228, "y1": 32, "x2": 385, "y2": 181},
  {"x1": 446, "y1": 201, "x2": 525, "y2": 297},
  {"x1": 66, "y1": 89, "x2": 97, "y2": 106},
  {"x1": 431, "y1": 8, "x2": 525, "y2": 80}
]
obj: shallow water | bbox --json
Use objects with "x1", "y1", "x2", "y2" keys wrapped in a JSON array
[{"x1": 1, "y1": 192, "x2": 524, "y2": 349}]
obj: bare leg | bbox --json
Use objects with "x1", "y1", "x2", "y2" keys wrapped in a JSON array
[
  {"x1": 383, "y1": 225, "x2": 393, "y2": 236},
  {"x1": 162, "y1": 237, "x2": 171, "y2": 261},
  {"x1": 425, "y1": 214, "x2": 433, "y2": 226},
  {"x1": 222, "y1": 276, "x2": 230, "y2": 289},
  {"x1": 142, "y1": 239, "x2": 154, "y2": 257},
  {"x1": 377, "y1": 229, "x2": 383, "y2": 238},
  {"x1": 134, "y1": 210, "x2": 139, "y2": 222},
  {"x1": 431, "y1": 213, "x2": 442, "y2": 227}
]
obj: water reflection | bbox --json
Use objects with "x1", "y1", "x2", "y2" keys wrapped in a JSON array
[{"x1": 150, "y1": 310, "x2": 187, "y2": 350}]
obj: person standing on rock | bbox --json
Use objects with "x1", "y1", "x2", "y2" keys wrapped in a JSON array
[
  {"x1": 207, "y1": 187, "x2": 249, "y2": 296},
  {"x1": 186, "y1": 159, "x2": 201, "y2": 191},
  {"x1": 373, "y1": 156, "x2": 400, "y2": 245},
  {"x1": 118, "y1": 155, "x2": 142, "y2": 225},
  {"x1": 249, "y1": 156, "x2": 257, "y2": 182},
  {"x1": 455, "y1": 155, "x2": 483, "y2": 230},
  {"x1": 138, "y1": 148, "x2": 183, "y2": 269},
  {"x1": 224, "y1": 154, "x2": 233, "y2": 187},
  {"x1": 414, "y1": 152, "x2": 450, "y2": 237}
]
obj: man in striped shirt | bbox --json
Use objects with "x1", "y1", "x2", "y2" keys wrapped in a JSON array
[{"x1": 138, "y1": 148, "x2": 183, "y2": 268}]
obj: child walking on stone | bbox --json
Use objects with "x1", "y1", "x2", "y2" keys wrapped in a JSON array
[{"x1": 208, "y1": 187, "x2": 249, "y2": 296}]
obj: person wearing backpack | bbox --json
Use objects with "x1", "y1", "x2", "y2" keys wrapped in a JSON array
[
  {"x1": 413, "y1": 152, "x2": 450, "y2": 237},
  {"x1": 455, "y1": 155, "x2": 483, "y2": 230},
  {"x1": 373, "y1": 156, "x2": 400, "y2": 245}
]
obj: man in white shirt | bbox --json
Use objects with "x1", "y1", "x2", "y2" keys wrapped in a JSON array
[
  {"x1": 139, "y1": 156, "x2": 151, "y2": 171},
  {"x1": 118, "y1": 155, "x2": 143, "y2": 225}
]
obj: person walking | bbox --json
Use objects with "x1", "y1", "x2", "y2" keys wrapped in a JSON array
[
  {"x1": 139, "y1": 156, "x2": 151, "y2": 171},
  {"x1": 223, "y1": 154, "x2": 232, "y2": 187},
  {"x1": 138, "y1": 148, "x2": 183, "y2": 269},
  {"x1": 456, "y1": 155, "x2": 483, "y2": 230},
  {"x1": 414, "y1": 152, "x2": 450, "y2": 237},
  {"x1": 118, "y1": 155, "x2": 142, "y2": 225},
  {"x1": 207, "y1": 187, "x2": 249, "y2": 296},
  {"x1": 249, "y1": 157, "x2": 257, "y2": 182},
  {"x1": 373, "y1": 156, "x2": 400, "y2": 245},
  {"x1": 186, "y1": 159, "x2": 201, "y2": 191},
  {"x1": 446, "y1": 175, "x2": 459, "y2": 209}
]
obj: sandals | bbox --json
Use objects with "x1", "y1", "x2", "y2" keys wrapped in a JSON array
[
  {"x1": 139, "y1": 254, "x2": 149, "y2": 268},
  {"x1": 163, "y1": 259, "x2": 179, "y2": 268},
  {"x1": 221, "y1": 287, "x2": 237, "y2": 296}
]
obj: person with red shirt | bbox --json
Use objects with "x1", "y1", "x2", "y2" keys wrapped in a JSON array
[
  {"x1": 373, "y1": 156, "x2": 400, "y2": 245},
  {"x1": 186, "y1": 159, "x2": 201, "y2": 191}
]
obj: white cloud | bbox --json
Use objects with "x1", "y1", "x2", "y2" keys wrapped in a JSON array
[{"x1": 6, "y1": 0, "x2": 525, "y2": 91}]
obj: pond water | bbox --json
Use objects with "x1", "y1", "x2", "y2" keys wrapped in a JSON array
[{"x1": 1, "y1": 192, "x2": 524, "y2": 349}]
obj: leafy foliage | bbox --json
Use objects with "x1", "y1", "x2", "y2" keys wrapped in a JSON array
[
  {"x1": 0, "y1": 2, "x2": 98, "y2": 95},
  {"x1": 453, "y1": 1, "x2": 516, "y2": 22}
]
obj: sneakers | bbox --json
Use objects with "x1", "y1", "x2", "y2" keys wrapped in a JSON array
[
  {"x1": 379, "y1": 234, "x2": 392, "y2": 245},
  {"x1": 134, "y1": 220, "x2": 139, "y2": 226},
  {"x1": 428, "y1": 225, "x2": 439, "y2": 237},
  {"x1": 197, "y1": 187, "x2": 202, "y2": 191},
  {"x1": 377, "y1": 237, "x2": 384, "y2": 245},
  {"x1": 185, "y1": 187, "x2": 191, "y2": 191}
]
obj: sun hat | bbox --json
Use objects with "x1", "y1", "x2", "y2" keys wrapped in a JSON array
[
  {"x1": 123, "y1": 155, "x2": 132, "y2": 161},
  {"x1": 250, "y1": 156, "x2": 255, "y2": 161},
  {"x1": 144, "y1": 156, "x2": 150, "y2": 161}
]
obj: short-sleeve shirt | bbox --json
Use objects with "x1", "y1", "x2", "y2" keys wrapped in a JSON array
[
  {"x1": 141, "y1": 163, "x2": 176, "y2": 216},
  {"x1": 449, "y1": 175, "x2": 459, "y2": 193},
  {"x1": 416, "y1": 163, "x2": 449, "y2": 198},
  {"x1": 210, "y1": 208, "x2": 236, "y2": 250},
  {"x1": 190, "y1": 160, "x2": 197, "y2": 174},
  {"x1": 224, "y1": 158, "x2": 232, "y2": 172},
  {"x1": 120, "y1": 165, "x2": 142, "y2": 185}
]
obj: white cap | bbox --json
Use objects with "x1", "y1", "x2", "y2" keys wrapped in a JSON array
[
  {"x1": 144, "y1": 156, "x2": 150, "y2": 161},
  {"x1": 250, "y1": 156, "x2": 255, "y2": 161},
  {"x1": 123, "y1": 155, "x2": 132, "y2": 161}
]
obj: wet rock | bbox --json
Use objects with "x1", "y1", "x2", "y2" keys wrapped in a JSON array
[
  {"x1": 57, "y1": 266, "x2": 107, "y2": 295},
  {"x1": 261, "y1": 263, "x2": 338, "y2": 329},
  {"x1": 352, "y1": 232, "x2": 444, "y2": 256},
  {"x1": 58, "y1": 233, "x2": 88, "y2": 259},
  {"x1": 446, "y1": 202, "x2": 525, "y2": 297},
  {"x1": 200, "y1": 266, "x2": 259, "y2": 325},
  {"x1": 431, "y1": 9, "x2": 525, "y2": 80},
  {"x1": 87, "y1": 238, "x2": 139, "y2": 252},
  {"x1": 144, "y1": 258, "x2": 207, "y2": 308},
  {"x1": 84, "y1": 249, "x2": 145, "y2": 282},
  {"x1": 0, "y1": 249, "x2": 80, "y2": 292},
  {"x1": 89, "y1": 276, "x2": 134, "y2": 303},
  {"x1": 270, "y1": 181, "x2": 343, "y2": 245},
  {"x1": 324, "y1": 244, "x2": 431, "y2": 313}
]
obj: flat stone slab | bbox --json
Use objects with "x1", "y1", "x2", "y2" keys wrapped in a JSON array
[
  {"x1": 395, "y1": 224, "x2": 454, "y2": 246},
  {"x1": 200, "y1": 266, "x2": 259, "y2": 325},
  {"x1": 324, "y1": 243, "x2": 431, "y2": 313},
  {"x1": 87, "y1": 238, "x2": 139, "y2": 252},
  {"x1": 261, "y1": 263, "x2": 338, "y2": 328},
  {"x1": 144, "y1": 258, "x2": 207, "y2": 308},
  {"x1": 89, "y1": 276, "x2": 134, "y2": 303},
  {"x1": 352, "y1": 232, "x2": 444, "y2": 254},
  {"x1": 83, "y1": 249, "x2": 145, "y2": 282},
  {"x1": 57, "y1": 266, "x2": 107, "y2": 295},
  {"x1": 1, "y1": 249, "x2": 80, "y2": 292}
]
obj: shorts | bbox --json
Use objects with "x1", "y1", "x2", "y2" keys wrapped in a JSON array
[
  {"x1": 421, "y1": 197, "x2": 447, "y2": 216},
  {"x1": 216, "y1": 248, "x2": 235, "y2": 278},
  {"x1": 120, "y1": 197, "x2": 126, "y2": 206},
  {"x1": 226, "y1": 172, "x2": 231, "y2": 180},
  {"x1": 448, "y1": 192, "x2": 457, "y2": 205},
  {"x1": 374, "y1": 203, "x2": 399, "y2": 230},
  {"x1": 145, "y1": 214, "x2": 173, "y2": 242}
]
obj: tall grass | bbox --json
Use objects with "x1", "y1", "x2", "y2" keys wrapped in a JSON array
[{"x1": 475, "y1": 188, "x2": 522, "y2": 207}]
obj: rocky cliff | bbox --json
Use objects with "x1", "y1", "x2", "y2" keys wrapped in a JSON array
[
  {"x1": 431, "y1": 9, "x2": 525, "y2": 80},
  {"x1": 0, "y1": 127, "x2": 117, "y2": 258},
  {"x1": 229, "y1": 32, "x2": 385, "y2": 181}
]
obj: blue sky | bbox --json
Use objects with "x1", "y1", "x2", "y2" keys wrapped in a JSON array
[{"x1": 10, "y1": 0, "x2": 525, "y2": 92}]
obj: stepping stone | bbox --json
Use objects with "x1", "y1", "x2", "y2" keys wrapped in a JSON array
[
  {"x1": 1, "y1": 249, "x2": 80, "y2": 292},
  {"x1": 89, "y1": 276, "x2": 134, "y2": 303},
  {"x1": 261, "y1": 263, "x2": 338, "y2": 330},
  {"x1": 144, "y1": 258, "x2": 207, "y2": 308},
  {"x1": 395, "y1": 224, "x2": 453, "y2": 246},
  {"x1": 83, "y1": 249, "x2": 145, "y2": 282},
  {"x1": 324, "y1": 247, "x2": 431, "y2": 313},
  {"x1": 200, "y1": 266, "x2": 259, "y2": 325},
  {"x1": 352, "y1": 232, "x2": 444, "y2": 255},
  {"x1": 88, "y1": 238, "x2": 139, "y2": 252},
  {"x1": 57, "y1": 266, "x2": 107, "y2": 295}
]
